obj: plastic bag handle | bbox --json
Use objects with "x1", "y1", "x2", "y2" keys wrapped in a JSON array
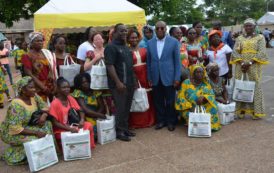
[
  {"x1": 98, "y1": 59, "x2": 106, "y2": 67},
  {"x1": 64, "y1": 55, "x2": 76, "y2": 66},
  {"x1": 241, "y1": 73, "x2": 250, "y2": 81}
]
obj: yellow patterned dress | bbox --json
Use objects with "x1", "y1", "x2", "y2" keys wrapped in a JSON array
[{"x1": 231, "y1": 34, "x2": 268, "y2": 118}]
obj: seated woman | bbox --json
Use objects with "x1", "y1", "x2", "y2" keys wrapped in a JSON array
[
  {"x1": 49, "y1": 77, "x2": 95, "y2": 149},
  {"x1": 0, "y1": 76, "x2": 52, "y2": 165},
  {"x1": 206, "y1": 62, "x2": 229, "y2": 104},
  {"x1": 72, "y1": 73, "x2": 106, "y2": 130},
  {"x1": 175, "y1": 64, "x2": 221, "y2": 131}
]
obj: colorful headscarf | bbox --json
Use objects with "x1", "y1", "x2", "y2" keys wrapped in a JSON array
[
  {"x1": 206, "y1": 62, "x2": 219, "y2": 75},
  {"x1": 28, "y1": 32, "x2": 44, "y2": 44},
  {"x1": 189, "y1": 64, "x2": 207, "y2": 82},
  {"x1": 15, "y1": 76, "x2": 32, "y2": 95},
  {"x1": 244, "y1": 18, "x2": 256, "y2": 25},
  {"x1": 208, "y1": 30, "x2": 222, "y2": 39}
]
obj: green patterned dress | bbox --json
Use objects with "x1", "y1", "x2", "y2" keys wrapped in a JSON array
[{"x1": 0, "y1": 95, "x2": 53, "y2": 165}]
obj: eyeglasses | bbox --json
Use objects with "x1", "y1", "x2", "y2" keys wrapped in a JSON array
[{"x1": 156, "y1": 27, "x2": 165, "y2": 31}]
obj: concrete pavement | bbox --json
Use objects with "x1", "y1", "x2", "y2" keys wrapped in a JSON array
[{"x1": 1, "y1": 49, "x2": 274, "y2": 173}]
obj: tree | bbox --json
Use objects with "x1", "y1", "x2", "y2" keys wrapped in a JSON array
[
  {"x1": 128, "y1": 0, "x2": 204, "y2": 25},
  {"x1": 0, "y1": 0, "x2": 48, "y2": 27},
  {"x1": 203, "y1": 0, "x2": 266, "y2": 25}
]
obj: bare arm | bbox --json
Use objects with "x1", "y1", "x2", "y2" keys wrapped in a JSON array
[{"x1": 77, "y1": 98, "x2": 106, "y2": 119}]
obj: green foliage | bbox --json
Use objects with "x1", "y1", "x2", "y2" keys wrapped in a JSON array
[
  {"x1": 128, "y1": 0, "x2": 205, "y2": 25},
  {"x1": 203, "y1": 0, "x2": 266, "y2": 26},
  {"x1": 0, "y1": 0, "x2": 48, "y2": 27}
]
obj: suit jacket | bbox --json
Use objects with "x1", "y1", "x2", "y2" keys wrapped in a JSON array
[{"x1": 147, "y1": 36, "x2": 181, "y2": 86}]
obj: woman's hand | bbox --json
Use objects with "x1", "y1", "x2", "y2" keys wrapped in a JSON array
[
  {"x1": 35, "y1": 131, "x2": 47, "y2": 138},
  {"x1": 78, "y1": 119, "x2": 85, "y2": 129},
  {"x1": 197, "y1": 96, "x2": 206, "y2": 105},
  {"x1": 69, "y1": 127, "x2": 78, "y2": 133},
  {"x1": 37, "y1": 113, "x2": 48, "y2": 127}
]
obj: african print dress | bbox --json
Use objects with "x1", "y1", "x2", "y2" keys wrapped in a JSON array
[
  {"x1": 0, "y1": 95, "x2": 52, "y2": 165},
  {"x1": 0, "y1": 67, "x2": 8, "y2": 105},
  {"x1": 231, "y1": 34, "x2": 268, "y2": 118},
  {"x1": 175, "y1": 79, "x2": 221, "y2": 131}
]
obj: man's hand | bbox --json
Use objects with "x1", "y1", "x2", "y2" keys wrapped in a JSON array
[{"x1": 116, "y1": 81, "x2": 126, "y2": 93}]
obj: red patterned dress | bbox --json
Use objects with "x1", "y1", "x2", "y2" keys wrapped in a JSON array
[{"x1": 129, "y1": 48, "x2": 155, "y2": 128}]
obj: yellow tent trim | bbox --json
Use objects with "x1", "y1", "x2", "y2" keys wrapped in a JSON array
[{"x1": 34, "y1": 11, "x2": 146, "y2": 30}]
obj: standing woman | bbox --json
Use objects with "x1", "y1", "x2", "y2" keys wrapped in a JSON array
[
  {"x1": 193, "y1": 21, "x2": 209, "y2": 51},
  {"x1": 22, "y1": 32, "x2": 58, "y2": 102},
  {"x1": 84, "y1": 32, "x2": 105, "y2": 72},
  {"x1": 52, "y1": 35, "x2": 72, "y2": 75},
  {"x1": 127, "y1": 29, "x2": 155, "y2": 128},
  {"x1": 206, "y1": 30, "x2": 233, "y2": 81},
  {"x1": 231, "y1": 18, "x2": 268, "y2": 119},
  {"x1": 185, "y1": 28, "x2": 204, "y2": 66}
]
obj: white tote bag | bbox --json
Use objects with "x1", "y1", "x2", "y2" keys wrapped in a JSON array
[
  {"x1": 233, "y1": 74, "x2": 255, "y2": 103},
  {"x1": 188, "y1": 106, "x2": 211, "y2": 138},
  {"x1": 61, "y1": 129, "x2": 91, "y2": 161},
  {"x1": 96, "y1": 115, "x2": 116, "y2": 145},
  {"x1": 218, "y1": 102, "x2": 236, "y2": 125},
  {"x1": 59, "y1": 55, "x2": 81, "y2": 86},
  {"x1": 23, "y1": 135, "x2": 58, "y2": 172},
  {"x1": 225, "y1": 78, "x2": 234, "y2": 101},
  {"x1": 90, "y1": 60, "x2": 108, "y2": 90},
  {"x1": 130, "y1": 81, "x2": 149, "y2": 112}
]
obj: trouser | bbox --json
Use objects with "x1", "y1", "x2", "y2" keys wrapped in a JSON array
[
  {"x1": 152, "y1": 79, "x2": 177, "y2": 125},
  {"x1": 3, "y1": 64, "x2": 13, "y2": 85},
  {"x1": 111, "y1": 87, "x2": 134, "y2": 132}
]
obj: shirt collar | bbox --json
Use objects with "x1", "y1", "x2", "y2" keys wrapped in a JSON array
[{"x1": 156, "y1": 36, "x2": 166, "y2": 42}]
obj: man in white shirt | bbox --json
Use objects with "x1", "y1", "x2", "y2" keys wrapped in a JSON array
[{"x1": 77, "y1": 27, "x2": 96, "y2": 65}]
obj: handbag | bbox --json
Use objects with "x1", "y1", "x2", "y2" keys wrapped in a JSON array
[
  {"x1": 217, "y1": 102, "x2": 236, "y2": 125},
  {"x1": 90, "y1": 60, "x2": 108, "y2": 90},
  {"x1": 28, "y1": 97, "x2": 53, "y2": 126},
  {"x1": 67, "y1": 99, "x2": 81, "y2": 125},
  {"x1": 225, "y1": 78, "x2": 234, "y2": 101},
  {"x1": 232, "y1": 73, "x2": 255, "y2": 103},
  {"x1": 130, "y1": 81, "x2": 149, "y2": 112},
  {"x1": 59, "y1": 54, "x2": 81, "y2": 86},
  {"x1": 23, "y1": 135, "x2": 58, "y2": 172},
  {"x1": 188, "y1": 106, "x2": 211, "y2": 138}
]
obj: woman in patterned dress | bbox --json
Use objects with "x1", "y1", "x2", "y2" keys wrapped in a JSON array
[
  {"x1": 193, "y1": 21, "x2": 209, "y2": 51},
  {"x1": 175, "y1": 64, "x2": 221, "y2": 131},
  {"x1": 22, "y1": 32, "x2": 58, "y2": 102},
  {"x1": 72, "y1": 73, "x2": 106, "y2": 132},
  {"x1": 231, "y1": 18, "x2": 268, "y2": 119},
  {"x1": 127, "y1": 29, "x2": 155, "y2": 128},
  {"x1": 0, "y1": 76, "x2": 53, "y2": 165}
]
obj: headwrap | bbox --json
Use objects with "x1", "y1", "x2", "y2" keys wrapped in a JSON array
[
  {"x1": 208, "y1": 30, "x2": 222, "y2": 39},
  {"x1": 206, "y1": 62, "x2": 219, "y2": 75},
  {"x1": 244, "y1": 18, "x2": 256, "y2": 25},
  {"x1": 189, "y1": 64, "x2": 208, "y2": 84},
  {"x1": 28, "y1": 32, "x2": 44, "y2": 44},
  {"x1": 15, "y1": 76, "x2": 32, "y2": 95}
]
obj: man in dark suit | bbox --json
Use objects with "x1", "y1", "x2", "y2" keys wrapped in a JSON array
[{"x1": 147, "y1": 21, "x2": 181, "y2": 131}]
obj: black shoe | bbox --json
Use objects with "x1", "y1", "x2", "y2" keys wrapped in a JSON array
[
  {"x1": 116, "y1": 132, "x2": 131, "y2": 142},
  {"x1": 155, "y1": 123, "x2": 166, "y2": 130},
  {"x1": 167, "y1": 124, "x2": 175, "y2": 131},
  {"x1": 125, "y1": 130, "x2": 136, "y2": 137}
]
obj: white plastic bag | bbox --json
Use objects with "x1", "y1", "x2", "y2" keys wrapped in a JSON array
[
  {"x1": 96, "y1": 115, "x2": 116, "y2": 145},
  {"x1": 225, "y1": 78, "x2": 234, "y2": 101},
  {"x1": 61, "y1": 129, "x2": 91, "y2": 161},
  {"x1": 218, "y1": 102, "x2": 236, "y2": 125},
  {"x1": 233, "y1": 74, "x2": 255, "y2": 103},
  {"x1": 130, "y1": 81, "x2": 149, "y2": 112},
  {"x1": 23, "y1": 135, "x2": 58, "y2": 172},
  {"x1": 90, "y1": 60, "x2": 108, "y2": 90},
  {"x1": 59, "y1": 55, "x2": 81, "y2": 86},
  {"x1": 188, "y1": 106, "x2": 211, "y2": 138}
]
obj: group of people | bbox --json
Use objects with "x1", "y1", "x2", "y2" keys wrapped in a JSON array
[{"x1": 0, "y1": 17, "x2": 268, "y2": 166}]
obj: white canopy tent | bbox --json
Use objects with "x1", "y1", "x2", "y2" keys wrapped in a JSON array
[
  {"x1": 34, "y1": 0, "x2": 146, "y2": 31},
  {"x1": 257, "y1": 12, "x2": 274, "y2": 25}
]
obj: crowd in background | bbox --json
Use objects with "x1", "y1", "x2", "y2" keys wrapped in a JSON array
[{"x1": 0, "y1": 18, "x2": 269, "y2": 166}]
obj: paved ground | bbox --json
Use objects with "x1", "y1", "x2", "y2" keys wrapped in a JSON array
[{"x1": 1, "y1": 49, "x2": 274, "y2": 173}]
